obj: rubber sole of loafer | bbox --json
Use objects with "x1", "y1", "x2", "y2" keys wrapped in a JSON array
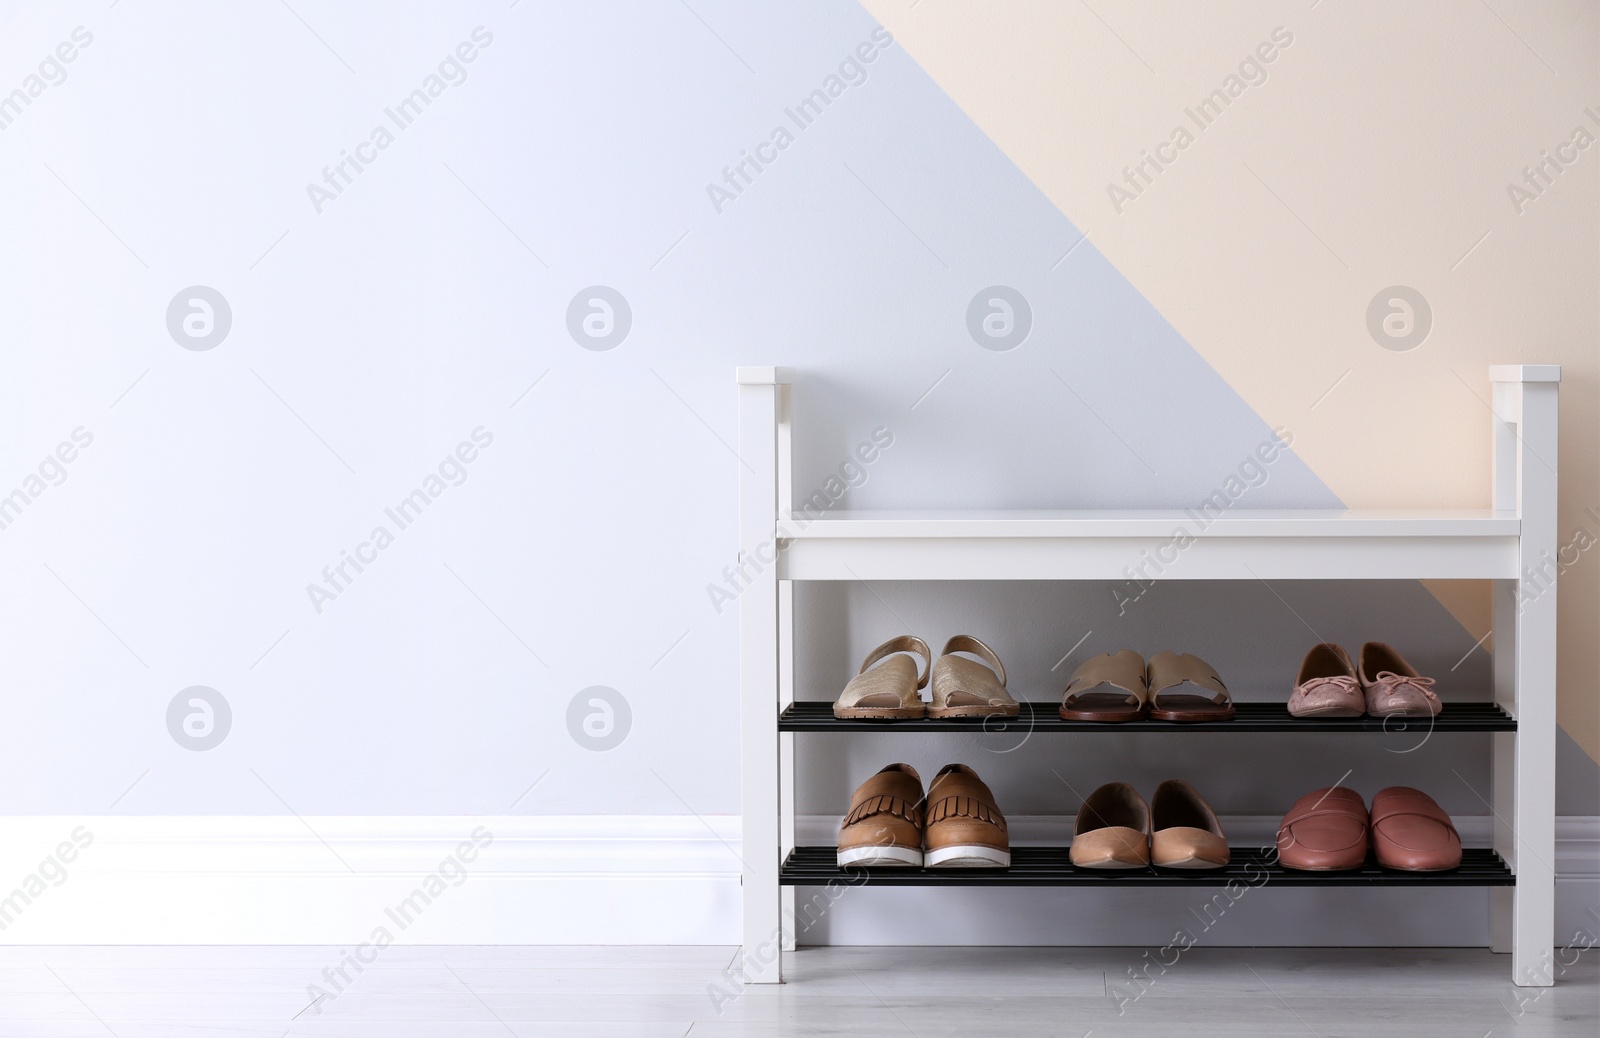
[
  {"x1": 925, "y1": 844, "x2": 1010, "y2": 868},
  {"x1": 837, "y1": 844, "x2": 923, "y2": 867}
]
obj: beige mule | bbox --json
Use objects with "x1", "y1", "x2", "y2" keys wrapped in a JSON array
[
  {"x1": 1071, "y1": 782, "x2": 1151, "y2": 869},
  {"x1": 1150, "y1": 779, "x2": 1229, "y2": 869}
]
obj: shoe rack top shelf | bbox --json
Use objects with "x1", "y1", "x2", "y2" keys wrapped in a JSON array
[
  {"x1": 788, "y1": 509, "x2": 1518, "y2": 538},
  {"x1": 775, "y1": 510, "x2": 1521, "y2": 581},
  {"x1": 778, "y1": 700, "x2": 1516, "y2": 732},
  {"x1": 779, "y1": 846, "x2": 1514, "y2": 887}
]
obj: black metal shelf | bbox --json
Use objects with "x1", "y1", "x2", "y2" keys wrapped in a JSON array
[
  {"x1": 781, "y1": 846, "x2": 1513, "y2": 887},
  {"x1": 780, "y1": 700, "x2": 1515, "y2": 733}
]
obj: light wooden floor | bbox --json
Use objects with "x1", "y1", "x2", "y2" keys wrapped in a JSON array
[{"x1": 0, "y1": 945, "x2": 1595, "y2": 1036}]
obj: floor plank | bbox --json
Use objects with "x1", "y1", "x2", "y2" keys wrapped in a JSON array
[{"x1": 0, "y1": 945, "x2": 1592, "y2": 1036}]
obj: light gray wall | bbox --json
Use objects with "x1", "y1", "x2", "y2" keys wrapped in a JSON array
[{"x1": 0, "y1": 0, "x2": 1593, "y2": 824}]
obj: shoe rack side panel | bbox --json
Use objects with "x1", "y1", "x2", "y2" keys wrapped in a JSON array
[{"x1": 1489, "y1": 368, "x2": 1560, "y2": 986}]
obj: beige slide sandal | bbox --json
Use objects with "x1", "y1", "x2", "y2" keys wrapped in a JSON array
[
  {"x1": 1146, "y1": 651, "x2": 1235, "y2": 723},
  {"x1": 1060, "y1": 649, "x2": 1149, "y2": 722}
]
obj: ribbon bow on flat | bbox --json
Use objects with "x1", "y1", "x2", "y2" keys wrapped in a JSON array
[
  {"x1": 1291, "y1": 675, "x2": 1363, "y2": 712},
  {"x1": 1372, "y1": 671, "x2": 1440, "y2": 703},
  {"x1": 1301, "y1": 676, "x2": 1360, "y2": 696}
]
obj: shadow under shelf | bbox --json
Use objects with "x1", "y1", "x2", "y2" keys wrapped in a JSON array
[
  {"x1": 780, "y1": 846, "x2": 1514, "y2": 887},
  {"x1": 779, "y1": 700, "x2": 1515, "y2": 733}
]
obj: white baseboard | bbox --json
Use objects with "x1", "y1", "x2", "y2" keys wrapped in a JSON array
[
  {"x1": 0, "y1": 816, "x2": 740, "y2": 944},
  {"x1": 0, "y1": 815, "x2": 1593, "y2": 945}
]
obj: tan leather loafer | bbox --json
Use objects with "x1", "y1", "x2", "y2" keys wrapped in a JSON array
[
  {"x1": 1071, "y1": 782, "x2": 1151, "y2": 869},
  {"x1": 1150, "y1": 780, "x2": 1229, "y2": 869},
  {"x1": 924, "y1": 764, "x2": 1010, "y2": 867},
  {"x1": 1359, "y1": 643, "x2": 1442, "y2": 717},
  {"x1": 1288, "y1": 643, "x2": 1364, "y2": 718},
  {"x1": 1370, "y1": 786, "x2": 1461, "y2": 871},
  {"x1": 1146, "y1": 651, "x2": 1235, "y2": 722},
  {"x1": 1060, "y1": 649, "x2": 1148, "y2": 722},
  {"x1": 1276, "y1": 787, "x2": 1369, "y2": 871},
  {"x1": 928, "y1": 636, "x2": 1019, "y2": 719},
  {"x1": 836, "y1": 764, "x2": 925, "y2": 867},
  {"x1": 833, "y1": 636, "x2": 931, "y2": 719}
]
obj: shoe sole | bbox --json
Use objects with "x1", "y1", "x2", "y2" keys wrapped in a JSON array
[
  {"x1": 836, "y1": 845, "x2": 923, "y2": 868},
  {"x1": 925, "y1": 706, "x2": 1020, "y2": 719},
  {"x1": 1148, "y1": 708, "x2": 1236, "y2": 723},
  {"x1": 925, "y1": 844, "x2": 1010, "y2": 868},
  {"x1": 833, "y1": 707, "x2": 926, "y2": 719},
  {"x1": 1059, "y1": 707, "x2": 1146, "y2": 722}
]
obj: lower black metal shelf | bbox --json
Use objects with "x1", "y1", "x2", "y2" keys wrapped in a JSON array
[
  {"x1": 780, "y1": 846, "x2": 1514, "y2": 886},
  {"x1": 780, "y1": 700, "x2": 1515, "y2": 732}
]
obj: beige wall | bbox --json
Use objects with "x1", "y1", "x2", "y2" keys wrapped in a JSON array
[{"x1": 865, "y1": 0, "x2": 1600, "y2": 760}]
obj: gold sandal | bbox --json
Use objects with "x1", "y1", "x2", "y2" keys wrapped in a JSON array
[
  {"x1": 928, "y1": 636, "x2": 1019, "y2": 719},
  {"x1": 833, "y1": 636, "x2": 931, "y2": 719}
]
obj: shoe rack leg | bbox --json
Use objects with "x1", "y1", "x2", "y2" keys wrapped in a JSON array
[
  {"x1": 738, "y1": 372, "x2": 785, "y2": 983},
  {"x1": 1491, "y1": 371, "x2": 1559, "y2": 986},
  {"x1": 1492, "y1": 579, "x2": 1517, "y2": 955},
  {"x1": 779, "y1": 579, "x2": 797, "y2": 952}
]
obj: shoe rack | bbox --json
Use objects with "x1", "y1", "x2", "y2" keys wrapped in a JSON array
[{"x1": 736, "y1": 365, "x2": 1559, "y2": 986}]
